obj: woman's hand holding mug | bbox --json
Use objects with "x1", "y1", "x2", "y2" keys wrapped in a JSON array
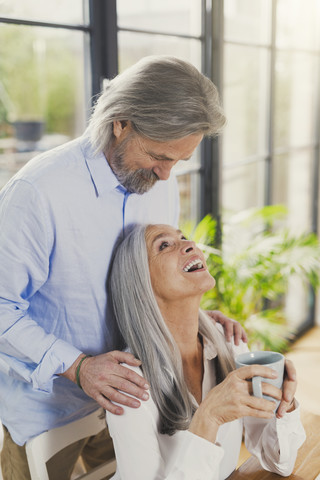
[{"x1": 189, "y1": 351, "x2": 297, "y2": 444}]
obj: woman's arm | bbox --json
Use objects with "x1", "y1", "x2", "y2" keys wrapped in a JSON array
[
  {"x1": 106, "y1": 365, "x2": 224, "y2": 480},
  {"x1": 244, "y1": 400, "x2": 306, "y2": 476},
  {"x1": 243, "y1": 360, "x2": 306, "y2": 476}
]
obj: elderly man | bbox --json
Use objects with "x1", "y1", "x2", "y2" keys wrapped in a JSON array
[{"x1": 0, "y1": 56, "x2": 245, "y2": 479}]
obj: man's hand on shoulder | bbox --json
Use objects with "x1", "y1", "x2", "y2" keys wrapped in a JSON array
[
  {"x1": 61, "y1": 351, "x2": 150, "y2": 415},
  {"x1": 206, "y1": 310, "x2": 247, "y2": 345}
]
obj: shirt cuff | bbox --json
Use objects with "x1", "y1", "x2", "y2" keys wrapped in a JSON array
[
  {"x1": 171, "y1": 430, "x2": 224, "y2": 479},
  {"x1": 30, "y1": 339, "x2": 82, "y2": 392},
  {"x1": 277, "y1": 398, "x2": 300, "y2": 425}
]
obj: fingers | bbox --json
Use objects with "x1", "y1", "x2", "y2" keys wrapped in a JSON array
[
  {"x1": 236, "y1": 365, "x2": 278, "y2": 381},
  {"x1": 258, "y1": 382, "x2": 282, "y2": 404},
  {"x1": 114, "y1": 362, "x2": 150, "y2": 391},
  {"x1": 276, "y1": 359, "x2": 297, "y2": 418},
  {"x1": 284, "y1": 358, "x2": 296, "y2": 384},
  {"x1": 239, "y1": 326, "x2": 248, "y2": 344},
  {"x1": 207, "y1": 310, "x2": 247, "y2": 345},
  {"x1": 79, "y1": 352, "x2": 150, "y2": 412},
  {"x1": 237, "y1": 359, "x2": 297, "y2": 419},
  {"x1": 101, "y1": 368, "x2": 150, "y2": 401},
  {"x1": 244, "y1": 396, "x2": 276, "y2": 419},
  {"x1": 93, "y1": 383, "x2": 146, "y2": 415},
  {"x1": 110, "y1": 350, "x2": 142, "y2": 367},
  {"x1": 97, "y1": 395, "x2": 124, "y2": 415},
  {"x1": 233, "y1": 321, "x2": 248, "y2": 346}
]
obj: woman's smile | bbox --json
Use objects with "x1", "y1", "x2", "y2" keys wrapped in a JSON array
[{"x1": 183, "y1": 256, "x2": 205, "y2": 273}]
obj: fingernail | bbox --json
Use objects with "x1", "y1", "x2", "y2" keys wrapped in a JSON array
[
  {"x1": 142, "y1": 392, "x2": 149, "y2": 400},
  {"x1": 132, "y1": 400, "x2": 140, "y2": 407},
  {"x1": 271, "y1": 371, "x2": 278, "y2": 378},
  {"x1": 144, "y1": 383, "x2": 150, "y2": 389},
  {"x1": 115, "y1": 407, "x2": 123, "y2": 415}
]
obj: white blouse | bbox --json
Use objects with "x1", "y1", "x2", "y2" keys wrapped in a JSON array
[{"x1": 106, "y1": 338, "x2": 306, "y2": 480}]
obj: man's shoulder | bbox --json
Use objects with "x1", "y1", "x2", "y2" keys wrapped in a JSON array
[{"x1": 10, "y1": 136, "x2": 90, "y2": 189}]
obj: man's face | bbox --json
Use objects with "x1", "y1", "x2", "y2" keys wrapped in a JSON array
[{"x1": 107, "y1": 121, "x2": 203, "y2": 195}]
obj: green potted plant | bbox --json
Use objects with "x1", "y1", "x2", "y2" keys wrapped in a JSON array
[{"x1": 183, "y1": 205, "x2": 320, "y2": 352}]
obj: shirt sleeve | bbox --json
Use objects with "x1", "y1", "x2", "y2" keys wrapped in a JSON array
[
  {"x1": 244, "y1": 400, "x2": 306, "y2": 476},
  {"x1": 0, "y1": 179, "x2": 82, "y2": 392},
  {"x1": 106, "y1": 366, "x2": 224, "y2": 480}
]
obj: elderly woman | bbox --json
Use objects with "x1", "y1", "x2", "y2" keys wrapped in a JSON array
[{"x1": 107, "y1": 224, "x2": 305, "y2": 480}]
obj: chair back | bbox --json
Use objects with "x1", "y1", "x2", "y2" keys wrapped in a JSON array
[{"x1": 26, "y1": 408, "x2": 116, "y2": 480}]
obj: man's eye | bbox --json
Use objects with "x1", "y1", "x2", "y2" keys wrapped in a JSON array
[
  {"x1": 181, "y1": 235, "x2": 187, "y2": 240},
  {"x1": 159, "y1": 241, "x2": 169, "y2": 251}
]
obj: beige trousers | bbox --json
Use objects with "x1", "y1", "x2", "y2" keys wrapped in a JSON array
[{"x1": 1, "y1": 424, "x2": 115, "y2": 480}]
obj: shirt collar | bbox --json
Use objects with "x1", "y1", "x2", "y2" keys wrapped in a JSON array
[
  {"x1": 202, "y1": 334, "x2": 219, "y2": 361},
  {"x1": 80, "y1": 135, "x2": 123, "y2": 197}
]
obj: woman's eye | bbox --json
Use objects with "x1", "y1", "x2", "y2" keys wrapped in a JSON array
[
  {"x1": 159, "y1": 241, "x2": 170, "y2": 251},
  {"x1": 181, "y1": 236, "x2": 187, "y2": 240}
]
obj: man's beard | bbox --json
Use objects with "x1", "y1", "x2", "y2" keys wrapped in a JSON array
[{"x1": 109, "y1": 136, "x2": 159, "y2": 195}]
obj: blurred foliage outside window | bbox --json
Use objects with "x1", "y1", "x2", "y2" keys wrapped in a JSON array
[{"x1": 0, "y1": 25, "x2": 87, "y2": 142}]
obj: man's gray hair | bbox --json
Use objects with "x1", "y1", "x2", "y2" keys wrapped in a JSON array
[
  {"x1": 108, "y1": 224, "x2": 235, "y2": 435},
  {"x1": 87, "y1": 55, "x2": 226, "y2": 153}
]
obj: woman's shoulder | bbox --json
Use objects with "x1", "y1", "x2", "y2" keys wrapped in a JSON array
[{"x1": 120, "y1": 349, "x2": 144, "y2": 376}]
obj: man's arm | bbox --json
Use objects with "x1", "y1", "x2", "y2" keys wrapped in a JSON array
[
  {"x1": 0, "y1": 180, "x2": 149, "y2": 406},
  {"x1": 0, "y1": 179, "x2": 83, "y2": 390}
]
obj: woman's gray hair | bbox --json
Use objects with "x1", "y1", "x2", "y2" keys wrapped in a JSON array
[
  {"x1": 108, "y1": 224, "x2": 235, "y2": 435},
  {"x1": 87, "y1": 55, "x2": 226, "y2": 154}
]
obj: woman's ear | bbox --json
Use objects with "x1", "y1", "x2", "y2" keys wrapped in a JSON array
[{"x1": 113, "y1": 120, "x2": 130, "y2": 139}]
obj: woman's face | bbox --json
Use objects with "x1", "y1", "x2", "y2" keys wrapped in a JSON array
[{"x1": 145, "y1": 224, "x2": 216, "y2": 304}]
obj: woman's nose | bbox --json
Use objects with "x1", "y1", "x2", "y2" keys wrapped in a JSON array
[{"x1": 181, "y1": 240, "x2": 196, "y2": 253}]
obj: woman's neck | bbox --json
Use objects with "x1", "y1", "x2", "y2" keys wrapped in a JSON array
[
  {"x1": 159, "y1": 299, "x2": 200, "y2": 354},
  {"x1": 159, "y1": 299, "x2": 204, "y2": 403}
]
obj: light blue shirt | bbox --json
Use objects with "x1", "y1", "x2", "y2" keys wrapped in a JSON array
[{"x1": 0, "y1": 135, "x2": 179, "y2": 445}]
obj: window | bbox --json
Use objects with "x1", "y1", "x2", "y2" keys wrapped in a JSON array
[
  {"x1": 1, "y1": 1, "x2": 319, "y2": 332},
  {"x1": 221, "y1": 0, "x2": 320, "y2": 332},
  {"x1": 0, "y1": 0, "x2": 90, "y2": 189}
]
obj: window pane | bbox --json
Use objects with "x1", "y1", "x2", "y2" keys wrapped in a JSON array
[
  {"x1": 223, "y1": 44, "x2": 269, "y2": 164},
  {"x1": 274, "y1": 52, "x2": 319, "y2": 150},
  {"x1": 276, "y1": 0, "x2": 320, "y2": 50},
  {"x1": 0, "y1": 0, "x2": 86, "y2": 25},
  {"x1": 224, "y1": 0, "x2": 272, "y2": 45},
  {"x1": 117, "y1": 0, "x2": 202, "y2": 37},
  {"x1": 272, "y1": 151, "x2": 313, "y2": 233},
  {"x1": 0, "y1": 24, "x2": 89, "y2": 189},
  {"x1": 285, "y1": 277, "x2": 310, "y2": 331},
  {"x1": 118, "y1": 32, "x2": 201, "y2": 72},
  {"x1": 176, "y1": 172, "x2": 200, "y2": 226},
  {"x1": 222, "y1": 160, "x2": 265, "y2": 217}
]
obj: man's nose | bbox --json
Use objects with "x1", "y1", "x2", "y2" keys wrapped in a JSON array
[{"x1": 152, "y1": 163, "x2": 173, "y2": 181}]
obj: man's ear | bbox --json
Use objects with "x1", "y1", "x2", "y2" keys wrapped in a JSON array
[{"x1": 113, "y1": 120, "x2": 129, "y2": 139}]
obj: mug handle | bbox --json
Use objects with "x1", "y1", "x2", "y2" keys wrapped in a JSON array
[{"x1": 252, "y1": 376, "x2": 262, "y2": 398}]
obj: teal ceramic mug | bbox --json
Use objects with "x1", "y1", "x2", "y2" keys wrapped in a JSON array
[{"x1": 235, "y1": 351, "x2": 284, "y2": 409}]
